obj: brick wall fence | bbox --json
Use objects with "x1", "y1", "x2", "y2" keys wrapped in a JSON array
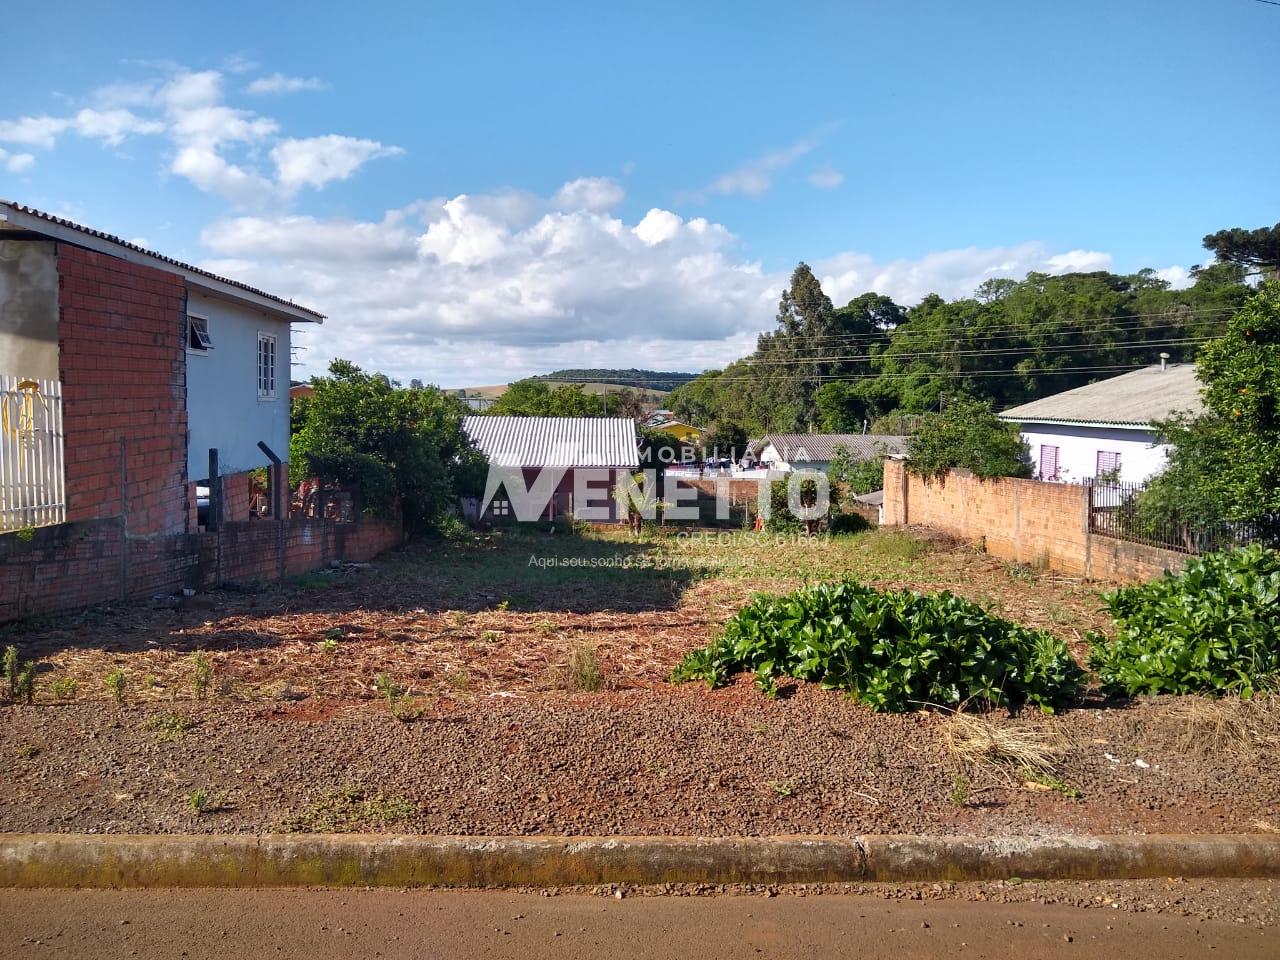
[
  {"x1": 0, "y1": 514, "x2": 403, "y2": 623},
  {"x1": 881, "y1": 458, "x2": 1187, "y2": 583}
]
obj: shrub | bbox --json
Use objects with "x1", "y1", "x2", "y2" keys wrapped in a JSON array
[
  {"x1": 826, "y1": 512, "x2": 869, "y2": 535},
  {"x1": 1088, "y1": 545, "x2": 1280, "y2": 696},
  {"x1": 671, "y1": 580, "x2": 1084, "y2": 712}
]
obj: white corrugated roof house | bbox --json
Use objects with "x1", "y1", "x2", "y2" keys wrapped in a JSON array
[
  {"x1": 461, "y1": 416, "x2": 639, "y2": 522},
  {"x1": 999, "y1": 363, "x2": 1204, "y2": 485},
  {"x1": 748, "y1": 433, "x2": 909, "y2": 473}
]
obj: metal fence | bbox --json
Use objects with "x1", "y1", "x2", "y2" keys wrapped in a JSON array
[
  {"x1": 1087, "y1": 479, "x2": 1278, "y2": 555},
  {"x1": 0, "y1": 375, "x2": 66, "y2": 532}
]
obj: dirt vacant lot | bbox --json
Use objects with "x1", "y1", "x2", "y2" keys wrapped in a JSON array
[{"x1": 2, "y1": 526, "x2": 1278, "y2": 837}]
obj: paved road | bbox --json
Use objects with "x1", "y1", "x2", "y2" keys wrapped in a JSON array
[{"x1": 5, "y1": 888, "x2": 1276, "y2": 959}]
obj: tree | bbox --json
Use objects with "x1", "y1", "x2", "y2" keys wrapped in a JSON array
[
  {"x1": 828, "y1": 444, "x2": 889, "y2": 495},
  {"x1": 486, "y1": 379, "x2": 620, "y2": 417},
  {"x1": 700, "y1": 421, "x2": 748, "y2": 462},
  {"x1": 1202, "y1": 224, "x2": 1280, "y2": 278},
  {"x1": 1140, "y1": 282, "x2": 1280, "y2": 534},
  {"x1": 290, "y1": 360, "x2": 485, "y2": 532},
  {"x1": 905, "y1": 396, "x2": 1030, "y2": 479}
]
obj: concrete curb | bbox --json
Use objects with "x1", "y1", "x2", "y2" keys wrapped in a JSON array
[{"x1": 3, "y1": 834, "x2": 1280, "y2": 889}]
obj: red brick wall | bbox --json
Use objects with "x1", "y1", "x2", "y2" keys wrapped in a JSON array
[
  {"x1": 56, "y1": 243, "x2": 188, "y2": 537},
  {"x1": 882, "y1": 459, "x2": 1186, "y2": 583}
]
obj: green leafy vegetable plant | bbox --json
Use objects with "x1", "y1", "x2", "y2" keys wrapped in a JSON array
[
  {"x1": 1088, "y1": 545, "x2": 1280, "y2": 697},
  {"x1": 671, "y1": 579, "x2": 1083, "y2": 713}
]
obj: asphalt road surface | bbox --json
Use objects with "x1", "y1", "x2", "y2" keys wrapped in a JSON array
[{"x1": 5, "y1": 888, "x2": 1276, "y2": 959}]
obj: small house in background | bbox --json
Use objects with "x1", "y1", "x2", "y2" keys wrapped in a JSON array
[
  {"x1": 644, "y1": 412, "x2": 704, "y2": 445},
  {"x1": 462, "y1": 416, "x2": 639, "y2": 522},
  {"x1": 748, "y1": 433, "x2": 909, "y2": 474},
  {"x1": 999, "y1": 363, "x2": 1202, "y2": 485}
]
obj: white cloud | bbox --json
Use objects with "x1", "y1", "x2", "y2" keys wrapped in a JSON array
[
  {"x1": 808, "y1": 166, "x2": 844, "y2": 190},
  {"x1": 72, "y1": 108, "x2": 165, "y2": 145},
  {"x1": 553, "y1": 176, "x2": 625, "y2": 211},
  {"x1": 190, "y1": 179, "x2": 1159, "y2": 386},
  {"x1": 1154, "y1": 265, "x2": 1194, "y2": 289},
  {"x1": 272, "y1": 135, "x2": 402, "y2": 193},
  {"x1": 692, "y1": 125, "x2": 838, "y2": 200},
  {"x1": 816, "y1": 244, "x2": 1119, "y2": 306},
  {"x1": 633, "y1": 208, "x2": 683, "y2": 246},
  {"x1": 1044, "y1": 249, "x2": 1112, "y2": 273},
  {"x1": 0, "y1": 116, "x2": 70, "y2": 149},
  {"x1": 0, "y1": 147, "x2": 36, "y2": 173},
  {"x1": 0, "y1": 65, "x2": 392, "y2": 206},
  {"x1": 246, "y1": 73, "x2": 330, "y2": 95}
]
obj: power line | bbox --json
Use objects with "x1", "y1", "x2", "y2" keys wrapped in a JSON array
[{"x1": 739, "y1": 337, "x2": 1212, "y2": 368}]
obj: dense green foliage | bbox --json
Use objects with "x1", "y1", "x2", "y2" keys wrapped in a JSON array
[
  {"x1": 530, "y1": 369, "x2": 697, "y2": 391},
  {"x1": 671, "y1": 580, "x2": 1084, "y2": 712},
  {"x1": 828, "y1": 444, "x2": 888, "y2": 495},
  {"x1": 290, "y1": 360, "x2": 485, "y2": 531},
  {"x1": 1089, "y1": 546, "x2": 1280, "y2": 697},
  {"x1": 668, "y1": 250, "x2": 1252, "y2": 438},
  {"x1": 1138, "y1": 282, "x2": 1280, "y2": 535},
  {"x1": 905, "y1": 396, "x2": 1030, "y2": 479},
  {"x1": 485, "y1": 379, "x2": 626, "y2": 416}
]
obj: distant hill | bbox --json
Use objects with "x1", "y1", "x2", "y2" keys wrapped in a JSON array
[{"x1": 530, "y1": 369, "x2": 698, "y2": 392}]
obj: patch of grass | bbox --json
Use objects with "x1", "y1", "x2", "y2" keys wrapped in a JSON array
[
  {"x1": 480, "y1": 630, "x2": 502, "y2": 644},
  {"x1": 16, "y1": 744, "x2": 40, "y2": 760},
  {"x1": 536, "y1": 620, "x2": 558, "y2": 636},
  {"x1": 861, "y1": 529, "x2": 928, "y2": 562},
  {"x1": 445, "y1": 667, "x2": 472, "y2": 692},
  {"x1": 289, "y1": 572, "x2": 333, "y2": 590},
  {"x1": 190, "y1": 651, "x2": 213, "y2": 700},
  {"x1": 278, "y1": 787, "x2": 418, "y2": 833},
  {"x1": 1005, "y1": 562, "x2": 1040, "y2": 584},
  {"x1": 104, "y1": 668, "x2": 127, "y2": 705},
  {"x1": 3, "y1": 644, "x2": 17, "y2": 697},
  {"x1": 50, "y1": 677, "x2": 79, "y2": 701},
  {"x1": 319, "y1": 637, "x2": 338, "y2": 654},
  {"x1": 940, "y1": 712, "x2": 1065, "y2": 779},
  {"x1": 766, "y1": 779, "x2": 794, "y2": 798},
  {"x1": 949, "y1": 772, "x2": 971, "y2": 806},
  {"x1": 1155, "y1": 695, "x2": 1280, "y2": 760},
  {"x1": 564, "y1": 643, "x2": 602, "y2": 692},
  {"x1": 145, "y1": 711, "x2": 198, "y2": 740},
  {"x1": 14, "y1": 660, "x2": 36, "y2": 703},
  {"x1": 187, "y1": 788, "x2": 228, "y2": 815}
]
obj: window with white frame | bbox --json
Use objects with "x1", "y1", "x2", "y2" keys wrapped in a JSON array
[
  {"x1": 187, "y1": 314, "x2": 213, "y2": 353},
  {"x1": 257, "y1": 332, "x2": 277, "y2": 400},
  {"x1": 491, "y1": 498, "x2": 510, "y2": 517}
]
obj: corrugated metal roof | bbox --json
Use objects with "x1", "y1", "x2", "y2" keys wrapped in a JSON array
[
  {"x1": 752, "y1": 433, "x2": 910, "y2": 464},
  {"x1": 463, "y1": 416, "x2": 640, "y2": 468},
  {"x1": 0, "y1": 200, "x2": 325, "y2": 322},
  {"x1": 999, "y1": 363, "x2": 1203, "y2": 427}
]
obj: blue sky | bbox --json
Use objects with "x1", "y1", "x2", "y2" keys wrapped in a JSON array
[{"x1": 2, "y1": 0, "x2": 1277, "y2": 386}]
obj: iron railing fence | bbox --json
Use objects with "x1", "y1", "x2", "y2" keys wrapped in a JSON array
[
  {"x1": 0, "y1": 375, "x2": 66, "y2": 533},
  {"x1": 1087, "y1": 478, "x2": 1279, "y2": 555}
]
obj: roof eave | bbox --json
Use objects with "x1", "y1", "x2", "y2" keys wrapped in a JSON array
[
  {"x1": 1000, "y1": 415, "x2": 1157, "y2": 430},
  {"x1": 0, "y1": 202, "x2": 324, "y2": 324}
]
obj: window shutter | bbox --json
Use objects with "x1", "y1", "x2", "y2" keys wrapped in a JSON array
[{"x1": 1039, "y1": 444, "x2": 1059, "y2": 481}]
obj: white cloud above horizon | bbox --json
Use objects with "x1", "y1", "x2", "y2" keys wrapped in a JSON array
[
  {"x1": 191, "y1": 178, "x2": 1184, "y2": 387},
  {"x1": 0, "y1": 65, "x2": 398, "y2": 206},
  {"x1": 246, "y1": 73, "x2": 330, "y2": 95}
]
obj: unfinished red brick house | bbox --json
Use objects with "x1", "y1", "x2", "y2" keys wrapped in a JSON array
[{"x1": 0, "y1": 201, "x2": 400, "y2": 621}]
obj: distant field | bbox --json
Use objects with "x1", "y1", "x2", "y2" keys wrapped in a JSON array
[{"x1": 454, "y1": 381, "x2": 669, "y2": 404}]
